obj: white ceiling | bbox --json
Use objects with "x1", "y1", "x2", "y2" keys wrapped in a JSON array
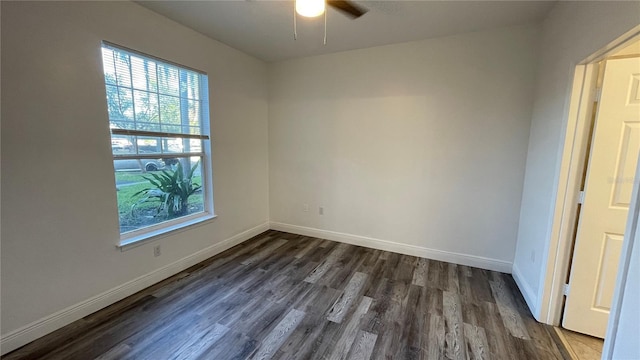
[{"x1": 137, "y1": 1, "x2": 556, "y2": 62}]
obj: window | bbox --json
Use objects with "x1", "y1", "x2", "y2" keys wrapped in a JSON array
[{"x1": 101, "y1": 42, "x2": 213, "y2": 243}]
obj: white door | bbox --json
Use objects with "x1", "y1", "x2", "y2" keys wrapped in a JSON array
[{"x1": 563, "y1": 57, "x2": 640, "y2": 338}]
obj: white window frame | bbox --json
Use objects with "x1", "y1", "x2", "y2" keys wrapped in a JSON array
[{"x1": 101, "y1": 42, "x2": 215, "y2": 248}]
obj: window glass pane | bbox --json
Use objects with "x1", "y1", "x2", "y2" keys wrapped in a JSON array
[
  {"x1": 106, "y1": 86, "x2": 134, "y2": 124},
  {"x1": 157, "y1": 64, "x2": 179, "y2": 96},
  {"x1": 113, "y1": 136, "x2": 204, "y2": 156},
  {"x1": 163, "y1": 138, "x2": 184, "y2": 154},
  {"x1": 136, "y1": 137, "x2": 161, "y2": 154},
  {"x1": 130, "y1": 55, "x2": 149, "y2": 91},
  {"x1": 146, "y1": 60, "x2": 158, "y2": 92},
  {"x1": 111, "y1": 135, "x2": 135, "y2": 155},
  {"x1": 190, "y1": 139, "x2": 202, "y2": 153},
  {"x1": 102, "y1": 48, "x2": 117, "y2": 85},
  {"x1": 187, "y1": 72, "x2": 200, "y2": 100},
  {"x1": 188, "y1": 99, "x2": 201, "y2": 135},
  {"x1": 162, "y1": 124, "x2": 182, "y2": 134},
  {"x1": 159, "y1": 95, "x2": 180, "y2": 129},
  {"x1": 114, "y1": 156, "x2": 204, "y2": 234},
  {"x1": 105, "y1": 85, "x2": 122, "y2": 121},
  {"x1": 113, "y1": 53, "x2": 132, "y2": 87},
  {"x1": 133, "y1": 90, "x2": 159, "y2": 131}
]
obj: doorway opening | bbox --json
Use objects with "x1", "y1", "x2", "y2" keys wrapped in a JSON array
[{"x1": 541, "y1": 30, "x2": 640, "y2": 360}]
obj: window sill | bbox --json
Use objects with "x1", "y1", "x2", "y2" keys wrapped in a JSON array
[{"x1": 117, "y1": 213, "x2": 217, "y2": 251}]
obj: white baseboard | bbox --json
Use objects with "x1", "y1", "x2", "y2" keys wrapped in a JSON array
[
  {"x1": 512, "y1": 262, "x2": 540, "y2": 320},
  {"x1": 270, "y1": 222, "x2": 512, "y2": 273},
  {"x1": 0, "y1": 222, "x2": 270, "y2": 355}
]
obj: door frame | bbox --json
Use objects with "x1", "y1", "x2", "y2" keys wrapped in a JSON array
[{"x1": 539, "y1": 25, "x2": 640, "y2": 334}]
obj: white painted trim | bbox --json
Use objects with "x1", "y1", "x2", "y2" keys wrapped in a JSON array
[
  {"x1": 538, "y1": 64, "x2": 598, "y2": 325},
  {"x1": 269, "y1": 222, "x2": 512, "y2": 273},
  {"x1": 0, "y1": 222, "x2": 270, "y2": 355},
  {"x1": 119, "y1": 214, "x2": 218, "y2": 250},
  {"x1": 512, "y1": 263, "x2": 539, "y2": 319}
]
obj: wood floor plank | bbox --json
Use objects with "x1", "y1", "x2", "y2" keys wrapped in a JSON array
[
  {"x1": 237, "y1": 300, "x2": 288, "y2": 341},
  {"x1": 171, "y1": 322, "x2": 229, "y2": 360},
  {"x1": 327, "y1": 296, "x2": 372, "y2": 360},
  {"x1": 448, "y1": 263, "x2": 460, "y2": 293},
  {"x1": 381, "y1": 252, "x2": 401, "y2": 280},
  {"x1": 327, "y1": 272, "x2": 368, "y2": 323},
  {"x1": 138, "y1": 317, "x2": 215, "y2": 360},
  {"x1": 318, "y1": 239, "x2": 332, "y2": 248},
  {"x1": 293, "y1": 237, "x2": 322, "y2": 259},
  {"x1": 370, "y1": 288, "x2": 404, "y2": 360},
  {"x1": 364, "y1": 278, "x2": 410, "y2": 350},
  {"x1": 361, "y1": 256, "x2": 386, "y2": 298},
  {"x1": 123, "y1": 312, "x2": 204, "y2": 360},
  {"x1": 470, "y1": 268, "x2": 495, "y2": 303},
  {"x1": 323, "y1": 246, "x2": 369, "y2": 290},
  {"x1": 241, "y1": 238, "x2": 288, "y2": 265},
  {"x1": 394, "y1": 255, "x2": 418, "y2": 282},
  {"x1": 411, "y1": 258, "x2": 429, "y2": 287},
  {"x1": 425, "y1": 287, "x2": 444, "y2": 317},
  {"x1": 94, "y1": 344, "x2": 131, "y2": 360},
  {"x1": 464, "y1": 323, "x2": 489, "y2": 360},
  {"x1": 151, "y1": 272, "x2": 192, "y2": 298},
  {"x1": 37, "y1": 296, "x2": 164, "y2": 360},
  {"x1": 367, "y1": 278, "x2": 394, "y2": 324},
  {"x1": 293, "y1": 284, "x2": 342, "y2": 316},
  {"x1": 304, "y1": 243, "x2": 349, "y2": 283},
  {"x1": 489, "y1": 280, "x2": 531, "y2": 340},
  {"x1": 250, "y1": 308, "x2": 306, "y2": 360},
  {"x1": 425, "y1": 314, "x2": 446, "y2": 360},
  {"x1": 427, "y1": 260, "x2": 448, "y2": 291},
  {"x1": 443, "y1": 290, "x2": 468, "y2": 360},
  {"x1": 403, "y1": 284, "x2": 425, "y2": 357},
  {"x1": 480, "y1": 301, "x2": 521, "y2": 360},
  {"x1": 197, "y1": 330, "x2": 257, "y2": 360},
  {"x1": 3, "y1": 230, "x2": 565, "y2": 360},
  {"x1": 346, "y1": 330, "x2": 378, "y2": 360},
  {"x1": 276, "y1": 309, "x2": 325, "y2": 355},
  {"x1": 460, "y1": 265, "x2": 473, "y2": 277},
  {"x1": 458, "y1": 267, "x2": 475, "y2": 305},
  {"x1": 2, "y1": 317, "x2": 91, "y2": 360},
  {"x1": 525, "y1": 324, "x2": 566, "y2": 360},
  {"x1": 355, "y1": 249, "x2": 381, "y2": 275},
  {"x1": 197, "y1": 287, "x2": 252, "y2": 321}
]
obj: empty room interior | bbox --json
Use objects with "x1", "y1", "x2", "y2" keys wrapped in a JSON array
[{"x1": 2, "y1": 1, "x2": 640, "y2": 359}]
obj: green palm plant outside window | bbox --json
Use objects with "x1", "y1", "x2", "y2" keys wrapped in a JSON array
[{"x1": 132, "y1": 160, "x2": 201, "y2": 217}]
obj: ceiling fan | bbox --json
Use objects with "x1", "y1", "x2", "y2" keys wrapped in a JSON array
[
  {"x1": 294, "y1": 0, "x2": 367, "y2": 43},
  {"x1": 298, "y1": 0, "x2": 367, "y2": 19}
]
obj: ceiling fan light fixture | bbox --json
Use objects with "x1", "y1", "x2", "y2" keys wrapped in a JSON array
[{"x1": 295, "y1": 0, "x2": 325, "y2": 18}]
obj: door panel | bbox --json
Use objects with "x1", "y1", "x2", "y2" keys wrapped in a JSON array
[
  {"x1": 593, "y1": 233, "x2": 623, "y2": 310},
  {"x1": 563, "y1": 57, "x2": 640, "y2": 338},
  {"x1": 611, "y1": 122, "x2": 639, "y2": 207}
]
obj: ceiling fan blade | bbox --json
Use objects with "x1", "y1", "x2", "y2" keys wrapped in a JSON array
[{"x1": 327, "y1": 1, "x2": 368, "y2": 19}]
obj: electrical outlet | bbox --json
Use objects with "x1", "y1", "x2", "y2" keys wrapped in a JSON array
[
  {"x1": 303, "y1": 204, "x2": 309, "y2": 212},
  {"x1": 319, "y1": 206, "x2": 324, "y2": 215},
  {"x1": 154, "y1": 245, "x2": 161, "y2": 257}
]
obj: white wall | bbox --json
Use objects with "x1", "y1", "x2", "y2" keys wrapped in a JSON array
[
  {"x1": 512, "y1": 1, "x2": 640, "y2": 319},
  {"x1": 268, "y1": 25, "x2": 539, "y2": 271},
  {"x1": 0, "y1": 1, "x2": 268, "y2": 351}
]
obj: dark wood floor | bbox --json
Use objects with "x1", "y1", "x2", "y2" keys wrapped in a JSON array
[{"x1": 3, "y1": 230, "x2": 567, "y2": 360}]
